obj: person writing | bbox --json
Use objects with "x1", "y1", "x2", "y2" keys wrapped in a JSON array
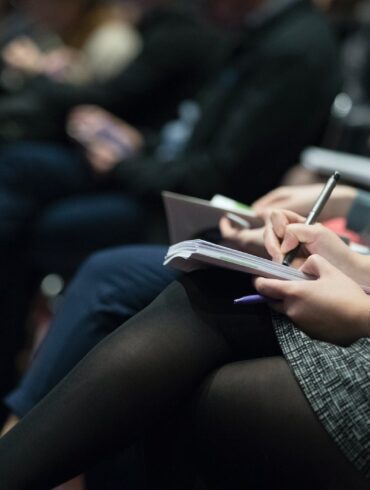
[
  {"x1": 0, "y1": 198, "x2": 369, "y2": 488},
  {"x1": 2, "y1": 182, "x2": 369, "y2": 437}
]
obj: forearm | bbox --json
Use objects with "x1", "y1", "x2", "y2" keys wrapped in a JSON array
[
  {"x1": 112, "y1": 150, "x2": 227, "y2": 199},
  {"x1": 329, "y1": 186, "x2": 358, "y2": 218},
  {"x1": 350, "y1": 252, "x2": 370, "y2": 287}
]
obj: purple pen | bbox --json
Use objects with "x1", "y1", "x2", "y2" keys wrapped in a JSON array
[{"x1": 234, "y1": 294, "x2": 269, "y2": 305}]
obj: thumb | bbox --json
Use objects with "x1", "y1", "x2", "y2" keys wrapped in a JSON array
[{"x1": 300, "y1": 254, "x2": 333, "y2": 278}]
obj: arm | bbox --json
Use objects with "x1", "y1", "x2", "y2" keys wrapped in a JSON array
[
  {"x1": 253, "y1": 184, "x2": 358, "y2": 221},
  {"x1": 253, "y1": 184, "x2": 370, "y2": 239},
  {"x1": 18, "y1": 10, "x2": 220, "y2": 126},
  {"x1": 112, "y1": 51, "x2": 328, "y2": 198}
]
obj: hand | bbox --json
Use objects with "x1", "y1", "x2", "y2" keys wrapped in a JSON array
[
  {"x1": 255, "y1": 254, "x2": 370, "y2": 346},
  {"x1": 219, "y1": 216, "x2": 268, "y2": 257},
  {"x1": 263, "y1": 209, "x2": 368, "y2": 283},
  {"x1": 67, "y1": 106, "x2": 144, "y2": 173},
  {"x1": 2, "y1": 36, "x2": 43, "y2": 75},
  {"x1": 252, "y1": 184, "x2": 357, "y2": 221},
  {"x1": 42, "y1": 47, "x2": 79, "y2": 81}
]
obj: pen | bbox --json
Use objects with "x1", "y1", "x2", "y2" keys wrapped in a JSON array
[
  {"x1": 234, "y1": 294, "x2": 269, "y2": 305},
  {"x1": 282, "y1": 171, "x2": 341, "y2": 266}
]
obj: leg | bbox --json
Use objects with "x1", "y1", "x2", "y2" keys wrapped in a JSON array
[
  {"x1": 5, "y1": 245, "x2": 177, "y2": 417},
  {"x1": 0, "y1": 143, "x2": 94, "y2": 241},
  {"x1": 0, "y1": 142, "x2": 94, "y2": 403},
  {"x1": 194, "y1": 358, "x2": 369, "y2": 490},
  {"x1": 30, "y1": 193, "x2": 147, "y2": 275},
  {"x1": 0, "y1": 270, "x2": 279, "y2": 489}
]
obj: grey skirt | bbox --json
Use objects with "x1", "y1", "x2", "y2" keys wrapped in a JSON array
[{"x1": 272, "y1": 313, "x2": 370, "y2": 479}]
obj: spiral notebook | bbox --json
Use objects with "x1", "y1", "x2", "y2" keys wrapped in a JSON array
[{"x1": 164, "y1": 239, "x2": 370, "y2": 294}]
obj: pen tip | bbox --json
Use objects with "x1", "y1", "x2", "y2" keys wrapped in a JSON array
[{"x1": 333, "y1": 171, "x2": 340, "y2": 181}]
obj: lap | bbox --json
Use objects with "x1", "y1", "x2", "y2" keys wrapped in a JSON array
[
  {"x1": 194, "y1": 356, "x2": 369, "y2": 490},
  {"x1": 30, "y1": 195, "x2": 147, "y2": 275}
]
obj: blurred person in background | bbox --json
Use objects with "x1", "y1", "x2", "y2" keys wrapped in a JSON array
[
  {"x1": 0, "y1": 0, "x2": 227, "y2": 422},
  {"x1": 0, "y1": 0, "x2": 339, "y2": 409},
  {"x1": 0, "y1": 0, "x2": 223, "y2": 139},
  {"x1": 1, "y1": 0, "x2": 142, "y2": 86},
  {"x1": 0, "y1": 0, "x2": 341, "y2": 486}
]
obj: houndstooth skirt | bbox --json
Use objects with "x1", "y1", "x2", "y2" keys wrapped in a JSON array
[{"x1": 272, "y1": 313, "x2": 370, "y2": 479}]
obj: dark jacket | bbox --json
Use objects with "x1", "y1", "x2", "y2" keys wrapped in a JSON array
[{"x1": 113, "y1": 0, "x2": 340, "y2": 203}]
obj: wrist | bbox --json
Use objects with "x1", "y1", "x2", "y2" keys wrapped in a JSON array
[
  {"x1": 350, "y1": 253, "x2": 370, "y2": 285},
  {"x1": 335, "y1": 186, "x2": 357, "y2": 218}
]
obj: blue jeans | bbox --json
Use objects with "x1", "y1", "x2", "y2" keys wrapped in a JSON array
[
  {"x1": 0, "y1": 142, "x2": 146, "y2": 406},
  {"x1": 5, "y1": 245, "x2": 179, "y2": 416}
]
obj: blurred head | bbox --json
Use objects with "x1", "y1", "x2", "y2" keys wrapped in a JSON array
[{"x1": 204, "y1": 0, "x2": 265, "y2": 28}]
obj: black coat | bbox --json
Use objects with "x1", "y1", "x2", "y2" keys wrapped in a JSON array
[{"x1": 114, "y1": 0, "x2": 340, "y2": 203}]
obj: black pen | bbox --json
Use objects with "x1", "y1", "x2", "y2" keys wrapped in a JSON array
[{"x1": 282, "y1": 171, "x2": 341, "y2": 266}]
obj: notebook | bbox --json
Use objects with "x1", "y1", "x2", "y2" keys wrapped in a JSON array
[
  {"x1": 162, "y1": 191, "x2": 263, "y2": 244},
  {"x1": 164, "y1": 239, "x2": 370, "y2": 294}
]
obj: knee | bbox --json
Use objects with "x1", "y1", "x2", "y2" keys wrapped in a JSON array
[
  {"x1": 75, "y1": 247, "x2": 125, "y2": 285},
  {"x1": 73, "y1": 245, "x2": 156, "y2": 291},
  {"x1": 195, "y1": 357, "x2": 290, "y2": 437}
]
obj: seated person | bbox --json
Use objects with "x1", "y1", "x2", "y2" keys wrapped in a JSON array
[
  {"x1": 0, "y1": 0, "x2": 340, "y2": 410},
  {"x1": 1, "y1": 0, "x2": 142, "y2": 85},
  {"x1": 0, "y1": 0, "x2": 225, "y2": 407},
  {"x1": 0, "y1": 199, "x2": 369, "y2": 488},
  {"x1": 0, "y1": 0, "x2": 223, "y2": 137},
  {"x1": 3, "y1": 182, "x2": 369, "y2": 433}
]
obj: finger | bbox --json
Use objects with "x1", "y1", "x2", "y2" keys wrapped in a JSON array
[
  {"x1": 254, "y1": 277, "x2": 291, "y2": 300},
  {"x1": 219, "y1": 216, "x2": 238, "y2": 238},
  {"x1": 263, "y1": 222, "x2": 283, "y2": 262},
  {"x1": 299, "y1": 254, "x2": 333, "y2": 278},
  {"x1": 280, "y1": 223, "x2": 322, "y2": 254},
  {"x1": 270, "y1": 209, "x2": 305, "y2": 233},
  {"x1": 270, "y1": 210, "x2": 290, "y2": 239}
]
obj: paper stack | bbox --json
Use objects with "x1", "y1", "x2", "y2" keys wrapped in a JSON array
[{"x1": 164, "y1": 240, "x2": 370, "y2": 294}]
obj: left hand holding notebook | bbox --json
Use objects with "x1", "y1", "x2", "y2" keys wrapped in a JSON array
[{"x1": 255, "y1": 254, "x2": 370, "y2": 346}]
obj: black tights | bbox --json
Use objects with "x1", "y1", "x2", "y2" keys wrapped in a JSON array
[{"x1": 0, "y1": 271, "x2": 367, "y2": 489}]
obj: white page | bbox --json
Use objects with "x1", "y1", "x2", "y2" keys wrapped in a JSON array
[{"x1": 164, "y1": 240, "x2": 370, "y2": 294}]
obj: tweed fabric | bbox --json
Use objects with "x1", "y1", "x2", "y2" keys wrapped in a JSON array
[{"x1": 272, "y1": 313, "x2": 370, "y2": 478}]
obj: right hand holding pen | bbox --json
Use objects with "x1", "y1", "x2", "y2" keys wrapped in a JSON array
[{"x1": 264, "y1": 209, "x2": 366, "y2": 282}]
